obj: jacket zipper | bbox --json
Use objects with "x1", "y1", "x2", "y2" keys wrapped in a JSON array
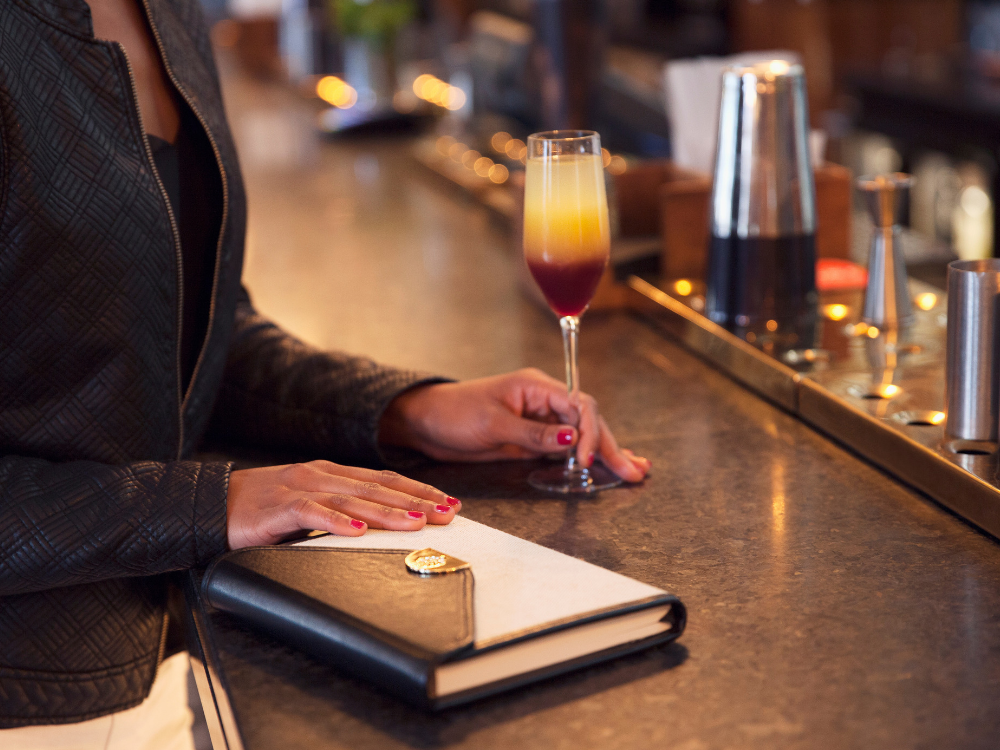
[
  {"x1": 139, "y1": 0, "x2": 231, "y2": 458},
  {"x1": 114, "y1": 44, "x2": 187, "y2": 458},
  {"x1": 156, "y1": 611, "x2": 170, "y2": 668}
]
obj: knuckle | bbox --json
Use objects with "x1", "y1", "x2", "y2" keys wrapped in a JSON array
[
  {"x1": 290, "y1": 496, "x2": 314, "y2": 518},
  {"x1": 282, "y1": 463, "x2": 310, "y2": 483},
  {"x1": 307, "y1": 459, "x2": 337, "y2": 472},
  {"x1": 358, "y1": 481, "x2": 383, "y2": 497},
  {"x1": 377, "y1": 504, "x2": 400, "y2": 524},
  {"x1": 377, "y1": 469, "x2": 402, "y2": 485},
  {"x1": 326, "y1": 494, "x2": 349, "y2": 509}
]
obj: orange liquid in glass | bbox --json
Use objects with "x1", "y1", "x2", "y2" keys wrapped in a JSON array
[{"x1": 523, "y1": 153, "x2": 610, "y2": 317}]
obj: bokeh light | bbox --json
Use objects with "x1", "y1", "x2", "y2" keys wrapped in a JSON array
[
  {"x1": 823, "y1": 303, "x2": 849, "y2": 321},
  {"x1": 491, "y1": 132, "x2": 511, "y2": 152},
  {"x1": 316, "y1": 76, "x2": 357, "y2": 109},
  {"x1": 473, "y1": 157, "x2": 494, "y2": 177},
  {"x1": 488, "y1": 164, "x2": 509, "y2": 184},
  {"x1": 607, "y1": 155, "x2": 627, "y2": 175}
]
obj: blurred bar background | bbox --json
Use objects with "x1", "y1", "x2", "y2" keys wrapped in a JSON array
[{"x1": 207, "y1": 0, "x2": 1000, "y2": 317}]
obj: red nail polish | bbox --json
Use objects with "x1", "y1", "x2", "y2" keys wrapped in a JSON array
[
  {"x1": 557, "y1": 428, "x2": 574, "y2": 446},
  {"x1": 350, "y1": 519, "x2": 365, "y2": 530},
  {"x1": 408, "y1": 511, "x2": 424, "y2": 519},
  {"x1": 587, "y1": 452, "x2": 595, "y2": 467},
  {"x1": 445, "y1": 496, "x2": 461, "y2": 506},
  {"x1": 434, "y1": 504, "x2": 451, "y2": 514}
]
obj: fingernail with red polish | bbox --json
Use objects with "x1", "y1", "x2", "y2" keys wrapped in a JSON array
[
  {"x1": 587, "y1": 452, "x2": 595, "y2": 467},
  {"x1": 445, "y1": 496, "x2": 461, "y2": 506},
  {"x1": 408, "y1": 511, "x2": 425, "y2": 519},
  {"x1": 557, "y1": 428, "x2": 574, "y2": 446},
  {"x1": 350, "y1": 519, "x2": 366, "y2": 530},
  {"x1": 434, "y1": 504, "x2": 451, "y2": 514}
]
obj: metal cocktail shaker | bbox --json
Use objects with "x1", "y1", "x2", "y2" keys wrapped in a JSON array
[{"x1": 706, "y1": 60, "x2": 817, "y2": 348}]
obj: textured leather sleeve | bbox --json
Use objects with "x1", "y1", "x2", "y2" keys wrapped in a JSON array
[
  {"x1": 206, "y1": 287, "x2": 451, "y2": 466},
  {"x1": 0, "y1": 457, "x2": 230, "y2": 596}
]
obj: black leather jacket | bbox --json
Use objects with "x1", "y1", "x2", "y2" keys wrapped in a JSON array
[{"x1": 0, "y1": 0, "x2": 433, "y2": 726}]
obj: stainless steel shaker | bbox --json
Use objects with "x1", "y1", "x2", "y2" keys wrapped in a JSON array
[{"x1": 706, "y1": 60, "x2": 817, "y2": 348}]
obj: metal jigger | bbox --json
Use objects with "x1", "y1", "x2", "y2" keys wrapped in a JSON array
[{"x1": 858, "y1": 173, "x2": 914, "y2": 331}]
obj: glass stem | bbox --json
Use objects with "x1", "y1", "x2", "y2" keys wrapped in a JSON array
[{"x1": 560, "y1": 315, "x2": 583, "y2": 475}]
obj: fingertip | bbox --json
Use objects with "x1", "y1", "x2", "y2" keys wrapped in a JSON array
[
  {"x1": 612, "y1": 455, "x2": 645, "y2": 483},
  {"x1": 426, "y1": 504, "x2": 457, "y2": 525},
  {"x1": 620, "y1": 449, "x2": 651, "y2": 476},
  {"x1": 348, "y1": 518, "x2": 367, "y2": 534}
]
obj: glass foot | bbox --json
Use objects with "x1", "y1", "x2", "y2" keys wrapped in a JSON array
[{"x1": 527, "y1": 463, "x2": 623, "y2": 494}]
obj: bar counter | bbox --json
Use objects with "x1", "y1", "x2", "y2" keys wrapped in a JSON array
[{"x1": 185, "y1": 68, "x2": 1000, "y2": 749}]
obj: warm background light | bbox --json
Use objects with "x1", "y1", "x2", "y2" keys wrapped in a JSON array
[
  {"x1": 607, "y1": 155, "x2": 627, "y2": 175},
  {"x1": 505, "y1": 139, "x2": 526, "y2": 159},
  {"x1": 488, "y1": 164, "x2": 509, "y2": 184},
  {"x1": 412, "y1": 74, "x2": 467, "y2": 110},
  {"x1": 823, "y1": 303, "x2": 849, "y2": 321},
  {"x1": 491, "y1": 132, "x2": 511, "y2": 152},
  {"x1": 435, "y1": 135, "x2": 456, "y2": 156},
  {"x1": 316, "y1": 76, "x2": 357, "y2": 109}
]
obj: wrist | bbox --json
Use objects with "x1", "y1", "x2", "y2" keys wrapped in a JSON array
[{"x1": 378, "y1": 383, "x2": 442, "y2": 450}]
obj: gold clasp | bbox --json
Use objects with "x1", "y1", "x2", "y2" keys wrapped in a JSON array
[{"x1": 405, "y1": 548, "x2": 470, "y2": 575}]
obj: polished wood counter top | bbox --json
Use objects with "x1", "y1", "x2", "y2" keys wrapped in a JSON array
[{"x1": 185, "y1": 64, "x2": 1000, "y2": 750}]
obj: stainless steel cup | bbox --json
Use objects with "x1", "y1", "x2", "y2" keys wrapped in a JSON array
[
  {"x1": 946, "y1": 259, "x2": 1000, "y2": 441},
  {"x1": 706, "y1": 59, "x2": 817, "y2": 348}
]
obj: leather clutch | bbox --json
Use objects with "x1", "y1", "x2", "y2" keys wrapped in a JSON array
[{"x1": 201, "y1": 517, "x2": 685, "y2": 710}]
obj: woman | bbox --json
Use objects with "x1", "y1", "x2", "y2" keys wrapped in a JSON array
[{"x1": 0, "y1": 0, "x2": 650, "y2": 744}]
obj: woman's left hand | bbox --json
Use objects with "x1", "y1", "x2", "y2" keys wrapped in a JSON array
[{"x1": 379, "y1": 368, "x2": 650, "y2": 482}]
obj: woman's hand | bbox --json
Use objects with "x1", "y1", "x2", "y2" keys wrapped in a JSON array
[
  {"x1": 226, "y1": 461, "x2": 460, "y2": 549},
  {"x1": 379, "y1": 368, "x2": 651, "y2": 482}
]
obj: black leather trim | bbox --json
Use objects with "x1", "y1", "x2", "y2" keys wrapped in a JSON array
[{"x1": 202, "y1": 547, "x2": 476, "y2": 708}]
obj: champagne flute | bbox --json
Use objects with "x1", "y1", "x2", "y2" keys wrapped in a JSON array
[{"x1": 523, "y1": 130, "x2": 622, "y2": 494}]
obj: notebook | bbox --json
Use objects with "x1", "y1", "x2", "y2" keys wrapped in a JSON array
[{"x1": 202, "y1": 516, "x2": 685, "y2": 709}]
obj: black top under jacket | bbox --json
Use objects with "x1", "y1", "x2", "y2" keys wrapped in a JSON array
[
  {"x1": 0, "y1": 0, "x2": 440, "y2": 726},
  {"x1": 148, "y1": 101, "x2": 221, "y2": 390}
]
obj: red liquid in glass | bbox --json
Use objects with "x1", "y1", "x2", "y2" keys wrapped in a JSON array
[{"x1": 526, "y1": 257, "x2": 607, "y2": 317}]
